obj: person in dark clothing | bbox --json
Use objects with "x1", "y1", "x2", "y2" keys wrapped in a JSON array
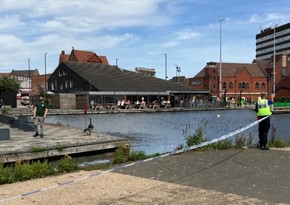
[
  {"x1": 255, "y1": 93, "x2": 272, "y2": 150},
  {"x1": 33, "y1": 94, "x2": 48, "y2": 138},
  {"x1": 0, "y1": 99, "x2": 3, "y2": 108}
]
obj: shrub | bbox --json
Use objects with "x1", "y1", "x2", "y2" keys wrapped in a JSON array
[
  {"x1": 0, "y1": 164, "x2": 15, "y2": 184},
  {"x1": 56, "y1": 144, "x2": 66, "y2": 152},
  {"x1": 56, "y1": 155, "x2": 78, "y2": 172},
  {"x1": 210, "y1": 139, "x2": 233, "y2": 150},
  {"x1": 269, "y1": 138, "x2": 287, "y2": 148},
  {"x1": 129, "y1": 150, "x2": 147, "y2": 161},
  {"x1": 1, "y1": 107, "x2": 11, "y2": 115},
  {"x1": 31, "y1": 161, "x2": 55, "y2": 177},
  {"x1": 114, "y1": 142, "x2": 130, "y2": 163},
  {"x1": 246, "y1": 132, "x2": 253, "y2": 147},
  {"x1": 235, "y1": 134, "x2": 246, "y2": 148},
  {"x1": 14, "y1": 162, "x2": 34, "y2": 181},
  {"x1": 0, "y1": 156, "x2": 76, "y2": 185},
  {"x1": 31, "y1": 146, "x2": 46, "y2": 153},
  {"x1": 183, "y1": 121, "x2": 208, "y2": 148}
]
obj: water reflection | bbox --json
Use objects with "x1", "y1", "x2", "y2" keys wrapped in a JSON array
[{"x1": 46, "y1": 110, "x2": 290, "y2": 155}]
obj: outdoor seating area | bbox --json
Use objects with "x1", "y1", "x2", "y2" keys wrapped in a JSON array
[{"x1": 87, "y1": 98, "x2": 230, "y2": 112}]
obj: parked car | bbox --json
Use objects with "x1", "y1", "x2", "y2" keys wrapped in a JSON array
[{"x1": 21, "y1": 96, "x2": 30, "y2": 106}]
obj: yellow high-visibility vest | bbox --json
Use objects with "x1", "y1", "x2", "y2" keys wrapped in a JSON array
[{"x1": 257, "y1": 99, "x2": 272, "y2": 116}]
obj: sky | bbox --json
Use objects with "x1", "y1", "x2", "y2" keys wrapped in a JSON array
[{"x1": 1, "y1": 0, "x2": 290, "y2": 80}]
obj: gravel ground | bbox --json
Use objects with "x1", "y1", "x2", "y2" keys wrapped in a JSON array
[
  {"x1": 1, "y1": 149, "x2": 290, "y2": 205},
  {"x1": 0, "y1": 171, "x2": 272, "y2": 205}
]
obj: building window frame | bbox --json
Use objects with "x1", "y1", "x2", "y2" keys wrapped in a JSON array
[
  {"x1": 69, "y1": 80, "x2": 73, "y2": 88},
  {"x1": 255, "y1": 82, "x2": 259, "y2": 89},
  {"x1": 222, "y1": 82, "x2": 227, "y2": 89},
  {"x1": 261, "y1": 82, "x2": 266, "y2": 89}
]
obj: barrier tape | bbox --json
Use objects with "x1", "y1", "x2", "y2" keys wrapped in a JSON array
[{"x1": 0, "y1": 117, "x2": 268, "y2": 204}]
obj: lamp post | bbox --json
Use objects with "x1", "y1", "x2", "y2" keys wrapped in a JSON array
[
  {"x1": 175, "y1": 65, "x2": 181, "y2": 83},
  {"x1": 44, "y1": 52, "x2": 47, "y2": 91},
  {"x1": 164, "y1": 53, "x2": 168, "y2": 80},
  {"x1": 273, "y1": 25, "x2": 277, "y2": 98},
  {"x1": 28, "y1": 58, "x2": 30, "y2": 94},
  {"x1": 219, "y1": 18, "x2": 225, "y2": 99}
]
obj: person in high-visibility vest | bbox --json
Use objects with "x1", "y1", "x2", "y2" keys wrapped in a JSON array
[{"x1": 255, "y1": 92, "x2": 273, "y2": 150}]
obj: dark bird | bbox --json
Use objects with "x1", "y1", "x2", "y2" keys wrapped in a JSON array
[{"x1": 83, "y1": 118, "x2": 94, "y2": 135}]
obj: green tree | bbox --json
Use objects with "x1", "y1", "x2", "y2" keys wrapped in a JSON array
[{"x1": 0, "y1": 76, "x2": 20, "y2": 92}]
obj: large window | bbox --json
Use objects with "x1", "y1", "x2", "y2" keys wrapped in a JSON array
[
  {"x1": 229, "y1": 82, "x2": 233, "y2": 89},
  {"x1": 69, "y1": 80, "x2": 73, "y2": 88},
  {"x1": 54, "y1": 81, "x2": 58, "y2": 90},
  {"x1": 222, "y1": 82, "x2": 227, "y2": 89},
  {"x1": 261, "y1": 82, "x2": 266, "y2": 89},
  {"x1": 255, "y1": 82, "x2": 259, "y2": 89},
  {"x1": 239, "y1": 82, "x2": 249, "y2": 89}
]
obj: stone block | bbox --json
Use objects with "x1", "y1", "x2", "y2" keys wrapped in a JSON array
[
  {"x1": 18, "y1": 116, "x2": 29, "y2": 130},
  {"x1": 23, "y1": 122, "x2": 35, "y2": 132},
  {"x1": 10, "y1": 119, "x2": 19, "y2": 128},
  {"x1": 0, "y1": 128, "x2": 10, "y2": 140}
]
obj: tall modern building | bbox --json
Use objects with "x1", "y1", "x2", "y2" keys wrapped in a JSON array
[{"x1": 256, "y1": 22, "x2": 290, "y2": 60}]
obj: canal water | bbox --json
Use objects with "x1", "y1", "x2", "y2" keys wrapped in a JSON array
[{"x1": 46, "y1": 110, "x2": 290, "y2": 155}]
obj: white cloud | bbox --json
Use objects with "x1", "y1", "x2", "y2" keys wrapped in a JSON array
[
  {"x1": 174, "y1": 29, "x2": 200, "y2": 40},
  {"x1": 0, "y1": 15, "x2": 25, "y2": 30},
  {"x1": 162, "y1": 41, "x2": 181, "y2": 48},
  {"x1": 1, "y1": 0, "x2": 290, "y2": 78}
]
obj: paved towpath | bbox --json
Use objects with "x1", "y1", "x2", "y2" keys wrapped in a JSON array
[
  {"x1": 1, "y1": 148, "x2": 290, "y2": 204},
  {"x1": 0, "y1": 121, "x2": 124, "y2": 162}
]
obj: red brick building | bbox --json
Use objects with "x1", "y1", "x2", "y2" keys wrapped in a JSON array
[
  {"x1": 189, "y1": 62, "x2": 267, "y2": 102},
  {"x1": 256, "y1": 51, "x2": 290, "y2": 98},
  {"x1": 189, "y1": 52, "x2": 290, "y2": 102},
  {"x1": 59, "y1": 49, "x2": 109, "y2": 65}
]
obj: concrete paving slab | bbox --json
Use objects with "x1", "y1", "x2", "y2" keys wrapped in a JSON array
[
  {"x1": 1, "y1": 149, "x2": 290, "y2": 204},
  {"x1": 114, "y1": 149, "x2": 290, "y2": 204},
  {"x1": 0, "y1": 121, "x2": 125, "y2": 163}
]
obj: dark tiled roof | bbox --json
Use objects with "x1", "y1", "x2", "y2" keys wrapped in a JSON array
[
  {"x1": 11, "y1": 69, "x2": 40, "y2": 76},
  {"x1": 194, "y1": 62, "x2": 265, "y2": 78},
  {"x1": 254, "y1": 59, "x2": 271, "y2": 75},
  {"x1": 63, "y1": 61, "x2": 204, "y2": 93}
]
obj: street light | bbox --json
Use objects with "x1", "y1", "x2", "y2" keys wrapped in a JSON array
[
  {"x1": 28, "y1": 58, "x2": 30, "y2": 93},
  {"x1": 164, "y1": 53, "x2": 168, "y2": 80},
  {"x1": 44, "y1": 52, "x2": 47, "y2": 91},
  {"x1": 175, "y1": 65, "x2": 181, "y2": 83},
  {"x1": 273, "y1": 25, "x2": 277, "y2": 98},
  {"x1": 219, "y1": 18, "x2": 225, "y2": 98}
]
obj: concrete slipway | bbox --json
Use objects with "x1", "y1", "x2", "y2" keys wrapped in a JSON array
[{"x1": 0, "y1": 121, "x2": 126, "y2": 163}]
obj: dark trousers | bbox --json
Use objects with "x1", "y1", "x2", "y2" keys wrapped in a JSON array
[{"x1": 258, "y1": 116, "x2": 270, "y2": 146}]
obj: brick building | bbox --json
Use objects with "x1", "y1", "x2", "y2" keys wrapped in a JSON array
[
  {"x1": 59, "y1": 49, "x2": 109, "y2": 65},
  {"x1": 189, "y1": 62, "x2": 267, "y2": 103},
  {"x1": 189, "y1": 52, "x2": 290, "y2": 102},
  {"x1": 256, "y1": 51, "x2": 290, "y2": 98}
]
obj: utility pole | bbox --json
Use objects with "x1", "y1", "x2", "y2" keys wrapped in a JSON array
[
  {"x1": 44, "y1": 52, "x2": 47, "y2": 91},
  {"x1": 164, "y1": 53, "x2": 168, "y2": 80},
  {"x1": 219, "y1": 18, "x2": 225, "y2": 98}
]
